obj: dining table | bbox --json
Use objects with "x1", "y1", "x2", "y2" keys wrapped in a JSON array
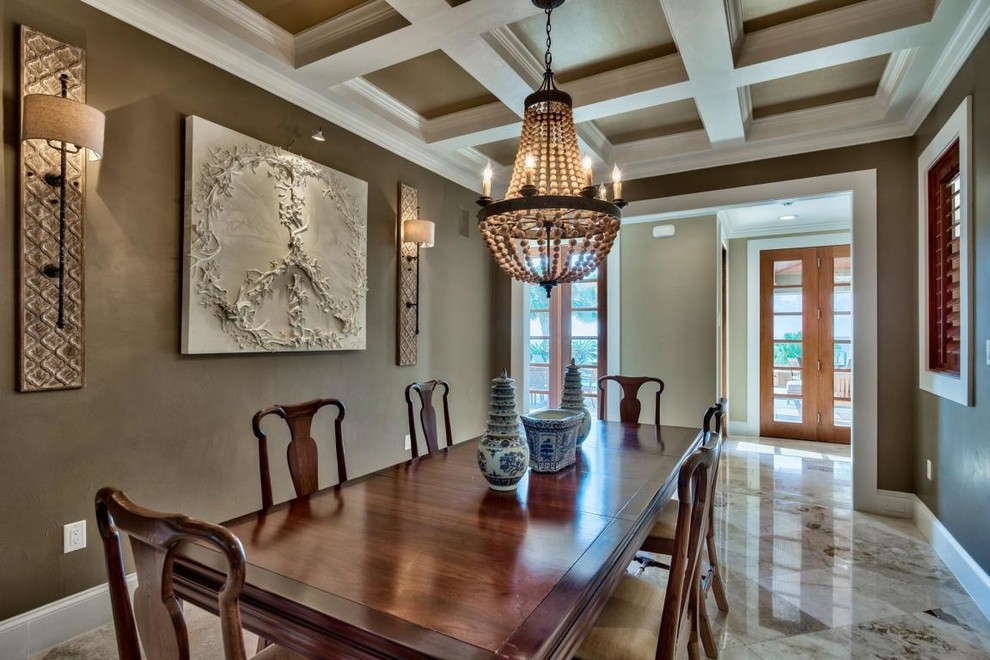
[{"x1": 173, "y1": 420, "x2": 703, "y2": 659}]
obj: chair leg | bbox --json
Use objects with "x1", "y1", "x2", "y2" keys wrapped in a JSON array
[
  {"x1": 706, "y1": 533, "x2": 729, "y2": 613},
  {"x1": 697, "y1": 586, "x2": 718, "y2": 659},
  {"x1": 687, "y1": 582, "x2": 702, "y2": 660}
]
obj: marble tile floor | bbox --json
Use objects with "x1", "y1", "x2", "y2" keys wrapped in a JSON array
[{"x1": 34, "y1": 436, "x2": 990, "y2": 659}]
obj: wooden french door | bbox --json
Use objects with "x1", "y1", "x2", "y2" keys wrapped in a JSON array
[{"x1": 760, "y1": 246, "x2": 851, "y2": 443}]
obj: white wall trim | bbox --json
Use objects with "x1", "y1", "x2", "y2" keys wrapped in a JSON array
[
  {"x1": 624, "y1": 171, "x2": 881, "y2": 514},
  {"x1": 913, "y1": 495, "x2": 990, "y2": 622},
  {"x1": 606, "y1": 238, "x2": 622, "y2": 419},
  {"x1": 745, "y1": 232, "x2": 852, "y2": 438},
  {"x1": 917, "y1": 97, "x2": 973, "y2": 407},
  {"x1": 0, "y1": 575, "x2": 137, "y2": 659}
]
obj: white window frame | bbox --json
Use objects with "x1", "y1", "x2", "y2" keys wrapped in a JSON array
[{"x1": 917, "y1": 96, "x2": 973, "y2": 407}]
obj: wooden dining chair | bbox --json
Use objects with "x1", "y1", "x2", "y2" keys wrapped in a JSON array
[
  {"x1": 405, "y1": 379, "x2": 453, "y2": 458},
  {"x1": 597, "y1": 375, "x2": 665, "y2": 426},
  {"x1": 574, "y1": 438, "x2": 717, "y2": 660},
  {"x1": 95, "y1": 487, "x2": 302, "y2": 660},
  {"x1": 638, "y1": 400, "x2": 728, "y2": 658},
  {"x1": 252, "y1": 398, "x2": 347, "y2": 510}
]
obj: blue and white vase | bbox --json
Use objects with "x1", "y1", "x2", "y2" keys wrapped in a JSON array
[
  {"x1": 561, "y1": 358, "x2": 593, "y2": 444},
  {"x1": 521, "y1": 409, "x2": 583, "y2": 473},
  {"x1": 478, "y1": 369, "x2": 529, "y2": 491}
]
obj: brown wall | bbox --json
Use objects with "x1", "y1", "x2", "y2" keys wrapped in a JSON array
[
  {"x1": 620, "y1": 217, "x2": 718, "y2": 427},
  {"x1": 624, "y1": 139, "x2": 917, "y2": 492},
  {"x1": 0, "y1": 0, "x2": 492, "y2": 619},
  {"x1": 913, "y1": 33, "x2": 990, "y2": 572}
]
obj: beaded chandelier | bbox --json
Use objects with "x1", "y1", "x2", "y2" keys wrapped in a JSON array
[{"x1": 477, "y1": 0, "x2": 625, "y2": 297}]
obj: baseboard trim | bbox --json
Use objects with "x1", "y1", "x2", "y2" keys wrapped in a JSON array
[
  {"x1": 728, "y1": 419, "x2": 757, "y2": 437},
  {"x1": 0, "y1": 574, "x2": 136, "y2": 659},
  {"x1": 912, "y1": 495, "x2": 990, "y2": 622}
]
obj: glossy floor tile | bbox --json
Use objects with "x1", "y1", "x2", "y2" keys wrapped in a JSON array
[
  {"x1": 34, "y1": 436, "x2": 990, "y2": 659},
  {"x1": 691, "y1": 435, "x2": 990, "y2": 659}
]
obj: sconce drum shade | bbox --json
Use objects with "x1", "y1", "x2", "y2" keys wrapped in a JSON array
[
  {"x1": 403, "y1": 218, "x2": 435, "y2": 247},
  {"x1": 22, "y1": 93, "x2": 105, "y2": 160}
]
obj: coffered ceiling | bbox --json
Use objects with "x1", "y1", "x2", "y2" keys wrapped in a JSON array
[{"x1": 82, "y1": 0, "x2": 990, "y2": 193}]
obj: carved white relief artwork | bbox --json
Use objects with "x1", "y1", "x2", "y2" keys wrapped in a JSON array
[{"x1": 182, "y1": 116, "x2": 368, "y2": 354}]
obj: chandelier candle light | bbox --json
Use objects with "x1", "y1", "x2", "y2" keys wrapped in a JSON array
[{"x1": 477, "y1": 0, "x2": 625, "y2": 297}]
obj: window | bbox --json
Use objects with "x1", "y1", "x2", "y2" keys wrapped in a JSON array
[
  {"x1": 926, "y1": 140, "x2": 961, "y2": 375},
  {"x1": 918, "y1": 96, "x2": 972, "y2": 406},
  {"x1": 526, "y1": 269, "x2": 607, "y2": 412}
]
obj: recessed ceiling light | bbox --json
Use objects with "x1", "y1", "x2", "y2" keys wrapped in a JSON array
[{"x1": 779, "y1": 214, "x2": 798, "y2": 221}]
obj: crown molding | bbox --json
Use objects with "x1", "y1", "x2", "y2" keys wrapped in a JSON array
[
  {"x1": 294, "y1": 0, "x2": 400, "y2": 66},
  {"x1": 80, "y1": 0, "x2": 483, "y2": 191},
  {"x1": 876, "y1": 47, "x2": 917, "y2": 110},
  {"x1": 904, "y1": 0, "x2": 990, "y2": 132},
  {"x1": 618, "y1": 119, "x2": 911, "y2": 181},
  {"x1": 336, "y1": 78, "x2": 423, "y2": 134},
  {"x1": 188, "y1": 0, "x2": 294, "y2": 63},
  {"x1": 737, "y1": 0, "x2": 934, "y2": 69}
]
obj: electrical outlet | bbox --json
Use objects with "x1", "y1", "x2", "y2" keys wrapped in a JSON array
[
  {"x1": 64, "y1": 520, "x2": 86, "y2": 553},
  {"x1": 404, "y1": 434, "x2": 411, "y2": 451},
  {"x1": 985, "y1": 339, "x2": 989, "y2": 366},
  {"x1": 927, "y1": 459, "x2": 933, "y2": 481}
]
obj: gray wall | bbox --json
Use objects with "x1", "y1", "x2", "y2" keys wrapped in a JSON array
[
  {"x1": 620, "y1": 218, "x2": 718, "y2": 427},
  {"x1": 913, "y1": 32, "x2": 990, "y2": 573},
  {"x1": 0, "y1": 0, "x2": 492, "y2": 619}
]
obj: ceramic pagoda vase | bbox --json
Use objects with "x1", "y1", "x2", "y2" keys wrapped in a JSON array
[
  {"x1": 561, "y1": 358, "x2": 593, "y2": 444},
  {"x1": 477, "y1": 369, "x2": 529, "y2": 491}
]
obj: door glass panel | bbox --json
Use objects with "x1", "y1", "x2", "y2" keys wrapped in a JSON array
[
  {"x1": 833, "y1": 287, "x2": 851, "y2": 313},
  {"x1": 833, "y1": 371, "x2": 852, "y2": 401},
  {"x1": 579, "y1": 368, "x2": 598, "y2": 393},
  {"x1": 529, "y1": 339, "x2": 549, "y2": 364},
  {"x1": 774, "y1": 315, "x2": 803, "y2": 340},
  {"x1": 773, "y1": 343, "x2": 803, "y2": 368},
  {"x1": 773, "y1": 260, "x2": 802, "y2": 286},
  {"x1": 571, "y1": 311, "x2": 598, "y2": 337},
  {"x1": 529, "y1": 286, "x2": 550, "y2": 310},
  {"x1": 583, "y1": 395, "x2": 598, "y2": 411},
  {"x1": 834, "y1": 400, "x2": 851, "y2": 427},
  {"x1": 529, "y1": 366, "x2": 549, "y2": 391},
  {"x1": 572, "y1": 339, "x2": 598, "y2": 365},
  {"x1": 529, "y1": 392, "x2": 549, "y2": 409},
  {"x1": 772, "y1": 369, "x2": 802, "y2": 396},
  {"x1": 773, "y1": 289, "x2": 802, "y2": 313},
  {"x1": 529, "y1": 311, "x2": 550, "y2": 337},
  {"x1": 834, "y1": 256, "x2": 851, "y2": 283},
  {"x1": 834, "y1": 314, "x2": 852, "y2": 341},
  {"x1": 834, "y1": 343, "x2": 852, "y2": 369},
  {"x1": 571, "y1": 282, "x2": 598, "y2": 309},
  {"x1": 773, "y1": 396, "x2": 802, "y2": 423}
]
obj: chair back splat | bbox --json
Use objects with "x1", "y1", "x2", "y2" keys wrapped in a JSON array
[
  {"x1": 405, "y1": 380, "x2": 453, "y2": 458},
  {"x1": 597, "y1": 375, "x2": 665, "y2": 425},
  {"x1": 252, "y1": 398, "x2": 347, "y2": 510}
]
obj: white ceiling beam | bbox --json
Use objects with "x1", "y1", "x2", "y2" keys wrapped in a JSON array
[
  {"x1": 293, "y1": 0, "x2": 402, "y2": 67},
  {"x1": 658, "y1": 0, "x2": 747, "y2": 144},
  {"x1": 737, "y1": 0, "x2": 934, "y2": 69},
  {"x1": 299, "y1": 0, "x2": 545, "y2": 86}
]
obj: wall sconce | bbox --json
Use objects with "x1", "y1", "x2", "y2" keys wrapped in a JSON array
[
  {"x1": 19, "y1": 26, "x2": 104, "y2": 392},
  {"x1": 396, "y1": 184, "x2": 436, "y2": 366},
  {"x1": 21, "y1": 73, "x2": 105, "y2": 329},
  {"x1": 402, "y1": 215, "x2": 435, "y2": 335}
]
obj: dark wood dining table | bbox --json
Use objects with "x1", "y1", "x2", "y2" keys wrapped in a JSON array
[{"x1": 174, "y1": 421, "x2": 702, "y2": 659}]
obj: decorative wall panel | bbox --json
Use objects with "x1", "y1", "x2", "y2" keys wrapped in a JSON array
[
  {"x1": 19, "y1": 26, "x2": 86, "y2": 391},
  {"x1": 396, "y1": 183, "x2": 419, "y2": 366},
  {"x1": 182, "y1": 116, "x2": 368, "y2": 354}
]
